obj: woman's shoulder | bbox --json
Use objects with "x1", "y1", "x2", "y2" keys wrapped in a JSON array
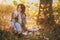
[
  {"x1": 13, "y1": 11, "x2": 17, "y2": 13},
  {"x1": 12, "y1": 11, "x2": 19, "y2": 15}
]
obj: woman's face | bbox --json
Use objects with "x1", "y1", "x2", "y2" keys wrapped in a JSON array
[{"x1": 18, "y1": 6, "x2": 22, "y2": 12}]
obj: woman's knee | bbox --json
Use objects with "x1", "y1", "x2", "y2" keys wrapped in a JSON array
[{"x1": 15, "y1": 22, "x2": 20, "y2": 26}]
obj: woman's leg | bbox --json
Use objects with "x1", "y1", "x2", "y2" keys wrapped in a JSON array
[
  {"x1": 15, "y1": 22, "x2": 23, "y2": 34},
  {"x1": 11, "y1": 22, "x2": 24, "y2": 37},
  {"x1": 11, "y1": 22, "x2": 16, "y2": 31}
]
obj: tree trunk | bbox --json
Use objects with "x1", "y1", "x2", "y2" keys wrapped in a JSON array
[{"x1": 37, "y1": 0, "x2": 55, "y2": 26}]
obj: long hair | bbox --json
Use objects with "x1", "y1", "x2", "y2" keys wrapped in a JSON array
[{"x1": 17, "y1": 4, "x2": 25, "y2": 13}]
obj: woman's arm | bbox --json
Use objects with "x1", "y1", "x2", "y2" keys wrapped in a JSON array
[
  {"x1": 22, "y1": 14, "x2": 26, "y2": 24},
  {"x1": 11, "y1": 12, "x2": 17, "y2": 22},
  {"x1": 12, "y1": 13, "x2": 17, "y2": 18}
]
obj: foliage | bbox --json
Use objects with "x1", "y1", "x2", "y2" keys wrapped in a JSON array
[
  {"x1": 0, "y1": 5, "x2": 14, "y2": 14},
  {"x1": 13, "y1": 0, "x2": 18, "y2": 7},
  {"x1": 58, "y1": 0, "x2": 60, "y2": 16}
]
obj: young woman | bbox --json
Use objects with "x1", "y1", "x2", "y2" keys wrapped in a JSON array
[{"x1": 11, "y1": 4, "x2": 27, "y2": 35}]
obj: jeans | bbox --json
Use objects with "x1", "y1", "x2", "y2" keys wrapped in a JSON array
[{"x1": 11, "y1": 21, "x2": 23, "y2": 33}]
